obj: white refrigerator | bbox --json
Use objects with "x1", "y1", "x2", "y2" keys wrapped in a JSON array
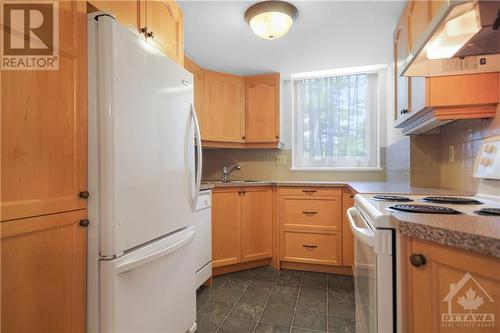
[{"x1": 87, "y1": 12, "x2": 202, "y2": 333}]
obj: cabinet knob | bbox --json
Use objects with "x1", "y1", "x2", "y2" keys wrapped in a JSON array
[
  {"x1": 147, "y1": 31, "x2": 155, "y2": 38},
  {"x1": 275, "y1": 135, "x2": 279, "y2": 139},
  {"x1": 302, "y1": 244, "x2": 318, "y2": 249},
  {"x1": 79, "y1": 191, "x2": 90, "y2": 199},
  {"x1": 242, "y1": 136, "x2": 246, "y2": 140},
  {"x1": 409, "y1": 253, "x2": 426, "y2": 267},
  {"x1": 140, "y1": 27, "x2": 148, "y2": 34},
  {"x1": 79, "y1": 219, "x2": 90, "y2": 227}
]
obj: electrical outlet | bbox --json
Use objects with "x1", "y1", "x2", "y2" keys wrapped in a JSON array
[
  {"x1": 449, "y1": 145, "x2": 455, "y2": 163},
  {"x1": 276, "y1": 154, "x2": 286, "y2": 166}
]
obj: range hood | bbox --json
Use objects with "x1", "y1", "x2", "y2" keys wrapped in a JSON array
[{"x1": 403, "y1": 0, "x2": 500, "y2": 77}]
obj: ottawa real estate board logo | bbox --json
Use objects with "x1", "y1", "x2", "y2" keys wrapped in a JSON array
[
  {"x1": 441, "y1": 272, "x2": 496, "y2": 329},
  {"x1": 1, "y1": 0, "x2": 59, "y2": 70}
]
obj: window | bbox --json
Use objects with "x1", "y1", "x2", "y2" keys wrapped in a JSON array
[{"x1": 292, "y1": 70, "x2": 380, "y2": 170}]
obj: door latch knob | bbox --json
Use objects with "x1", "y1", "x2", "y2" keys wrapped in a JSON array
[{"x1": 410, "y1": 253, "x2": 426, "y2": 267}]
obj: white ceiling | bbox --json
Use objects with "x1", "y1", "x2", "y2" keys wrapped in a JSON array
[{"x1": 179, "y1": 0, "x2": 406, "y2": 76}]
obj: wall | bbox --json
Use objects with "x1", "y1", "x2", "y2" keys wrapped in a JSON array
[
  {"x1": 385, "y1": 137, "x2": 410, "y2": 183},
  {"x1": 203, "y1": 67, "x2": 392, "y2": 183}
]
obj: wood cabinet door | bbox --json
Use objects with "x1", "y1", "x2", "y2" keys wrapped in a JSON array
[
  {"x1": 341, "y1": 189, "x2": 355, "y2": 266},
  {"x1": 403, "y1": 237, "x2": 500, "y2": 333},
  {"x1": 184, "y1": 57, "x2": 205, "y2": 132},
  {"x1": 145, "y1": 0, "x2": 184, "y2": 66},
  {"x1": 1, "y1": 1, "x2": 87, "y2": 221},
  {"x1": 203, "y1": 71, "x2": 245, "y2": 143},
  {"x1": 407, "y1": 0, "x2": 429, "y2": 52},
  {"x1": 245, "y1": 74, "x2": 280, "y2": 143},
  {"x1": 212, "y1": 189, "x2": 242, "y2": 267},
  {"x1": 88, "y1": 0, "x2": 142, "y2": 31},
  {"x1": 1, "y1": 210, "x2": 87, "y2": 333},
  {"x1": 241, "y1": 187, "x2": 273, "y2": 262},
  {"x1": 394, "y1": 11, "x2": 410, "y2": 122}
]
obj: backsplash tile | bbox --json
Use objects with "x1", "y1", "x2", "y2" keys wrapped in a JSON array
[{"x1": 202, "y1": 148, "x2": 386, "y2": 182}]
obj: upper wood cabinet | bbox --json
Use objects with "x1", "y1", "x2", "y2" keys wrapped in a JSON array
[
  {"x1": 394, "y1": 9, "x2": 411, "y2": 122},
  {"x1": 87, "y1": 1, "x2": 141, "y2": 31},
  {"x1": 407, "y1": 0, "x2": 429, "y2": 52},
  {"x1": 203, "y1": 71, "x2": 246, "y2": 143},
  {"x1": 184, "y1": 57, "x2": 205, "y2": 122},
  {"x1": 245, "y1": 74, "x2": 280, "y2": 143},
  {"x1": 241, "y1": 187, "x2": 273, "y2": 262},
  {"x1": 212, "y1": 187, "x2": 273, "y2": 268},
  {"x1": 144, "y1": 0, "x2": 184, "y2": 66},
  {"x1": 401, "y1": 237, "x2": 500, "y2": 333},
  {"x1": 1, "y1": 0, "x2": 87, "y2": 222},
  {"x1": 183, "y1": 59, "x2": 280, "y2": 148},
  {"x1": 1, "y1": 210, "x2": 87, "y2": 333},
  {"x1": 88, "y1": 0, "x2": 184, "y2": 65}
]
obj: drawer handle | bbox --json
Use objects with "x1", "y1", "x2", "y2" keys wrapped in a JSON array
[
  {"x1": 302, "y1": 190, "x2": 317, "y2": 194},
  {"x1": 302, "y1": 244, "x2": 318, "y2": 249},
  {"x1": 302, "y1": 211, "x2": 318, "y2": 216}
]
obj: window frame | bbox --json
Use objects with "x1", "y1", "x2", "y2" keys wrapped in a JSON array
[{"x1": 291, "y1": 65, "x2": 386, "y2": 171}]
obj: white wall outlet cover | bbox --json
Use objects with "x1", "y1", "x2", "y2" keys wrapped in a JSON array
[{"x1": 448, "y1": 145, "x2": 455, "y2": 163}]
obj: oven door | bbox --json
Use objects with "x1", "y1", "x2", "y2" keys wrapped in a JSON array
[{"x1": 347, "y1": 207, "x2": 377, "y2": 333}]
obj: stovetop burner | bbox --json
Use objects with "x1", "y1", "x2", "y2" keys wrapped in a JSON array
[
  {"x1": 372, "y1": 195, "x2": 413, "y2": 202},
  {"x1": 422, "y1": 196, "x2": 483, "y2": 205},
  {"x1": 475, "y1": 208, "x2": 500, "y2": 216},
  {"x1": 390, "y1": 204, "x2": 462, "y2": 214}
]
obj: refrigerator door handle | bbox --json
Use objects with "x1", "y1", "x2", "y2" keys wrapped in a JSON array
[
  {"x1": 191, "y1": 104, "x2": 202, "y2": 209},
  {"x1": 114, "y1": 229, "x2": 195, "y2": 274}
]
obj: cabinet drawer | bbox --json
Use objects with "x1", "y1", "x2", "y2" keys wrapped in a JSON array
[
  {"x1": 279, "y1": 187, "x2": 341, "y2": 197},
  {"x1": 282, "y1": 197, "x2": 340, "y2": 231},
  {"x1": 282, "y1": 231, "x2": 341, "y2": 266}
]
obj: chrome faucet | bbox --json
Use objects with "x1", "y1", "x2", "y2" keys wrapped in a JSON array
[{"x1": 222, "y1": 164, "x2": 241, "y2": 182}]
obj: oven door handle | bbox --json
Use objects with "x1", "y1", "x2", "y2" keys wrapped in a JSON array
[{"x1": 347, "y1": 207, "x2": 374, "y2": 247}]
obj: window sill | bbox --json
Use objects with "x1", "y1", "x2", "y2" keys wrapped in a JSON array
[{"x1": 290, "y1": 167, "x2": 383, "y2": 172}]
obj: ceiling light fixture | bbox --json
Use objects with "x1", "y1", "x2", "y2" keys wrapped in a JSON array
[{"x1": 245, "y1": 1, "x2": 298, "y2": 40}]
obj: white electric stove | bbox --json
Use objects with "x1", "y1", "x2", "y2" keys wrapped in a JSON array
[{"x1": 347, "y1": 135, "x2": 500, "y2": 333}]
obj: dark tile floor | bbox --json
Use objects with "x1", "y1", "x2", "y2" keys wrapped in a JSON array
[{"x1": 196, "y1": 266, "x2": 355, "y2": 333}]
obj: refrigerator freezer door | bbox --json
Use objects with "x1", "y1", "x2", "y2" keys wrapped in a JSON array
[
  {"x1": 100, "y1": 226, "x2": 196, "y2": 332},
  {"x1": 94, "y1": 15, "x2": 196, "y2": 256}
]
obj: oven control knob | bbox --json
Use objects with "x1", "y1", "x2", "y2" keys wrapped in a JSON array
[{"x1": 410, "y1": 253, "x2": 426, "y2": 267}]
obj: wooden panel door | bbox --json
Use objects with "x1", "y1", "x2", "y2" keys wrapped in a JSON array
[
  {"x1": 407, "y1": 0, "x2": 429, "y2": 51},
  {"x1": 184, "y1": 57, "x2": 205, "y2": 132},
  {"x1": 245, "y1": 74, "x2": 280, "y2": 143},
  {"x1": 403, "y1": 237, "x2": 500, "y2": 333},
  {"x1": 145, "y1": 0, "x2": 184, "y2": 65},
  {"x1": 88, "y1": 0, "x2": 142, "y2": 31},
  {"x1": 341, "y1": 189, "x2": 355, "y2": 266},
  {"x1": 212, "y1": 189, "x2": 242, "y2": 267},
  {"x1": 394, "y1": 9, "x2": 410, "y2": 122},
  {"x1": 1, "y1": 210, "x2": 87, "y2": 333},
  {"x1": 203, "y1": 71, "x2": 245, "y2": 143},
  {"x1": 241, "y1": 187, "x2": 273, "y2": 262},
  {"x1": 1, "y1": 0, "x2": 87, "y2": 221}
]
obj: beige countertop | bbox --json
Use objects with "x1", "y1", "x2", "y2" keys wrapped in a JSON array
[
  {"x1": 202, "y1": 180, "x2": 473, "y2": 195},
  {"x1": 392, "y1": 213, "x2": 500, "y2": 258},
  {"x1": 202, "y1": 179, "x2": 500, "y2": 257}
]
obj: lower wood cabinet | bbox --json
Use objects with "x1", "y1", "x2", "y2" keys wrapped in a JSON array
[
  {"x1": 401, "y1": 236, "x2": 500, "y2": 333},
  {"x1": 1, "y1": 210, "x2": 87, "y2": 333},
  {"x1": 341, "y1": 189, "x2": 355, "y2": 266},
  {"x1": 212, "y1": 187, "x2": 272, "y2": 268},
  {"x1": 279, "y1": 187, "x2": 343, "y2": 266}
]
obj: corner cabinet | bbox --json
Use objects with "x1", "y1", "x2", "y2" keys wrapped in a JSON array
[
  {"x1": 401, "y1": 237, "x2": 500, "y2": 333},
  {"x1": 245, "y1": 74, "x2": 280, "y2": 144},
  {"x1": 212, "y1": 187, "x2": 273, "y2": 269},
  {"x1": 183, "y1": 59, "x2": 280, "y2": 148},
  {"x1": 203, "y1": 71, "x2": 246, "y2": 143},
  {"x1": 88, "y1": 0, "x2": 184, "y2": 66}
]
